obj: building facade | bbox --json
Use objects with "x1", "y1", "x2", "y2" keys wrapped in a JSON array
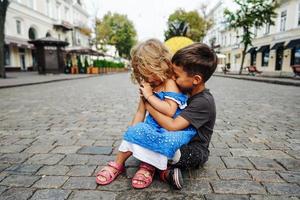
[
  {"x1": 4, "y1": 0, "x2": 90, "y2": 71},
  {"x1": 204, "y1": 0, "x2": 300, "y2": 76}
]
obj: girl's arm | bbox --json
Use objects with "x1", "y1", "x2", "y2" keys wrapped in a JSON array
[
  {"x1": 130, "y1": 98, "x2": 146, "y2": 126},
  {"x1": 140, "y1": 79, "x2": 179, "y2": 117}
]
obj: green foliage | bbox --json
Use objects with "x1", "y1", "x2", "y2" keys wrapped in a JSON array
[
  {"x1": 93, "y1": 59, "x2": 125, "y2": 68},
  {"x1": 96, "y1": 12, "x2": 137, "y2": 58},
  {"x1": 84, "y1": 56, "x2": 89, "y2": 68},
  {"x1": 224, "y1": 0, "x2": 278, "y2": 74},
  {"x1": 165, "y1": 9, "x2": 212, "y2": 41}
]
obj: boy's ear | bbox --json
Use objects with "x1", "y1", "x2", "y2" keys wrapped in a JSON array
[{"x1": 193, "y1": 75, "x2": 203, "y2": 84}]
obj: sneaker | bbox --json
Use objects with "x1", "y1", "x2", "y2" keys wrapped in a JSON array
[{"x1": 160, "y1": 167, "x2": 183, "y2": 190}]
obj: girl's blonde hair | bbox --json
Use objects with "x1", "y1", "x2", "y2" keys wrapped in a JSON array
[{"x1": 130, "y1": 39, "x2": 173, "y2": 84}]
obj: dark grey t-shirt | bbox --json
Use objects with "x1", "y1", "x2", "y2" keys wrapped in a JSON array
[{"x1": 180, "y1": 89, "x2": 216, "y2": 150}]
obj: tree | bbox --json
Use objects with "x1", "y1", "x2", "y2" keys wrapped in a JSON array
[
  {"x1": 165, "y1": 9, "x2": 212, "y2": 42},
  {"x1": 224, "y1": 0, "x2": 278, "y2": 74},
  {"x1": 96, "y1": 12, "x2": 137, "y2": 58},
  {"x1": 0, "y1": 0, "x2": 10, "y2": 78}
]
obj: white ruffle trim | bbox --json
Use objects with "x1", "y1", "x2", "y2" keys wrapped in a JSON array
[{"x1": 165, "y1": 96, "x2": 187, "y2": 109}]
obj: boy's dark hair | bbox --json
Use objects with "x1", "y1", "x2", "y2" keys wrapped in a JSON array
[{"x1": 171, "y1": 43, "x2": 217, "y2": 82}]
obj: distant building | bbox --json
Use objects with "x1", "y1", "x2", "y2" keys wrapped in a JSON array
[
  {"x1": 204, "y1": 0, "x2": 300, "y2": 76},
  {"x1": 4, "y1": 0, "x2": 91, "y2": 71}
]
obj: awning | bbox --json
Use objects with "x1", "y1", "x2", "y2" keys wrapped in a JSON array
[
  {"x1": 247, "y1": 47, "x2": 257, "y2": 54},
  {"x1": 65, "y1": 46, "x2": 105, "y2": 56},
  {"x1": 271, "y1": 42, "x2": 284, "y2": 50},
  {"x1": 217, "y1": 53, "x2": 226, "y2": 58},
  {"x1": 257, "y1": 45, "x2": 270, "y2": 52},
  {"x1": 5, "y1": 36, "x2": 33, "y2": 49},
  {"x1": 286, "y1": 39, "x2": 300, "y2": 49}
]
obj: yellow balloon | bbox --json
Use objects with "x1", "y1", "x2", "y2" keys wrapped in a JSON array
[{"x1": 164, "y1": 36, "x2": 194, "y2": 54}]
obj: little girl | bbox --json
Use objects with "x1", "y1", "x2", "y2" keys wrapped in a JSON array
[{"x1": 96, "y1": 39, "x2": 196, "y2": 189}]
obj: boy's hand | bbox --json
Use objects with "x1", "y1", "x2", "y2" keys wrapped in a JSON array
[{"x1": 139, "y1": 82, "x2": 153, "y2": 100}]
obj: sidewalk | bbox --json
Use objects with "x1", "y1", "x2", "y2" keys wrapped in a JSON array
[
  {"x1": 0, "y1": 72, "x2": 98, "y2": 89},
  {"x1": 214, "y1": 72, "x2": 300, "y2": 87}
]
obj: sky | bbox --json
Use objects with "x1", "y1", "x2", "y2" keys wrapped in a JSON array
[{"x1": 85, "y1": 0, "x2": 219, "y2": 41}]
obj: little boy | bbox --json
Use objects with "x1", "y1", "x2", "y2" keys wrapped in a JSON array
[{"x1": 145, "y1": 43, "x2": 217, "y2": 189}]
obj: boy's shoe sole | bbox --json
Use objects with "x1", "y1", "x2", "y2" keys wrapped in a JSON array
[{"x1": 169, "y1": 168, "x2": 183, "y2": 190}]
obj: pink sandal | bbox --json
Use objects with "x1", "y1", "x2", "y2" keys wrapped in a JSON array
[
  {"x1": 132, "y1": 162, "x2": 156, "y2": 189},
  {"x1": 96, "y1": 161, "x2": 125, "y2": 185}
]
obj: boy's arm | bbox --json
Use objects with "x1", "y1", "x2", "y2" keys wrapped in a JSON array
[
  {"x1": 130, "y1": 98, "x2": 146, "y2": 126},
  {"x1": 140, "y1": 80, "x2": 179, "y2": 117},
  {"x1": 145, "y1": 102, "x2": 190, "y2": 131}
]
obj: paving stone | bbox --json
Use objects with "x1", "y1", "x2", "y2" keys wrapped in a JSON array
[
  {"x1": 148, "y1": 192, "x2": 205, "y2": 200},
  {"x1": 93, "y1": 140, "x2": 114, "y2": 147},
  {"x1": 185, "y1": 167, "x2": 219, "y2": 180},
  {"x1": 248, "y1": 170, "x2": 284, "y2": 182},
  {"x1": 284, "y1": 150, "x2": 300, "y2": 159},
  {"x1": 0, "y1": 164, "x2": 10, "y2": 172},
  {"x1": 0, "y1": 145, "x2": 27, "y2": 153},
  {"x1": 180, "y1": 180, "x2": 212, "y2": 194},
  {"x1": 25, "y1": 154, "x2": 65, "y2": 165},
  {"x1": 0, "y1": 186, "x2": 8, "y2": 195},
  {"x1": 30, "y1": 189, "x2": 71, "y2": 200},
  {"x1": 58, "y1": 154, "x2": 89, "y2": 165},
  {"x1": 62, "y1": 177, "x2": 97, "y2": 190},
  {"x1": 50, "y1": 146, "x2": 82, "y2": 154},
  {"x1": 69, "y1": 190, "x2": 116, "y2": 200},
  {"x1": 37, "y1": 165, "x2": 70, "y2": 176},
  {"x1": 203, "y1": 156, "x2": 226, "y2": 169},
  {"x1": 277, "y1": 171, "x2": 300, "y2": 183},
  {"x1": 24, "y1": 145, "x2": 56, "y2": 154},
  {"x1": 0, "y1": 153, "x2": 32, "y2": 164},
  {"x1": 275, "y1": 158, "x2": 300, "y2": 171},
  {"x1": 0, "y1": 187, "x2": 35, "y2": 200},
  {"x1": 211, "y1": 180, "x2": 266, "y2": 194},
  {"x1": 210, "y1": 148, "x2": 232, "y2": 157},
  {"x1": 87, "y1": 155, "x2": 115, "y2": 165},
  {"x1": 205, "y1": 194, "x2": 250, "y2": 200},
  {"x1": 77, "y1": 146, "x2": 112, "y2": 155},
  {"x1": 248, "y1": 158, "x2": 285, "y2": 171},
  {"x1": 250, "y1": 195, "x2": 300, "y2": 200},
  {"x1": 67, "y1": 165, "x2": 97, "y2": 176},
  {"x1": 96, "y1": 175, "x2": 131, "y2": 191},
  {"x1": 75, "y1": 139, "x2": 95, "y2": 146},
  {"x1": 217, "y1": 169, "x2": 251, "y2": 180},
  {"x1": 230, "y1": 149, "x2": 291, "y2": 159},
  {"x1": 5, "y1": 164, "x2": 42, "y2": 175},
  {"x1": 32, "y1": 176, "x2": 68, "y2": 188},
  {"x1": 222, "y1": 157, "x2": 254, "y2": 169},
  {"x1": 0, "y1": 174, "x2": 40, "y2": 187},
  {"x1": 263, "y1": 183, "x2": 300, "y2": 195}
]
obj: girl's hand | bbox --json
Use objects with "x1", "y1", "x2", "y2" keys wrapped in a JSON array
[{"x1": 139, "y1": 81, "x2": 153, "y2": 100}]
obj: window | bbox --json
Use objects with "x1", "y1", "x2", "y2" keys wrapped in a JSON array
[
  {"x1": 4, "y1": 45, "x2": 10, "y2": 65},
  {"x1": 262, "y1": 50, "x2": 270, "y2": 67},
  {"x1": 291, "y1": 45, "x2": 300, "y2": 65},
  {"x1": 16, "y1": 20, "x2": 21, "y2": 34},
  {"x1": 56, "y1": 2, "x2": 61, "y2": 21},
  {"x1": 46, "y1": 0, "x2": 51, "y2": 17},
  {"x1": 251, "y1": 52, "x2": 257, "y2": 66},
  {"x1": 280, "y1": 10, "x2": 287, "y2": 31},
  {"x1": 64, "y1": 6, "x2": 69, "y2": 21}
]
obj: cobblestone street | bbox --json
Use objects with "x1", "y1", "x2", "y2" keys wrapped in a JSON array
[{"x1": 0, "y1": 73, "x2": 299, "y2": 200}]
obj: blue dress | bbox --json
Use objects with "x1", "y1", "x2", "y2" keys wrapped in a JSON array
[{"x1": 123, "y1": 92, "x2": 197, "y2": 158}]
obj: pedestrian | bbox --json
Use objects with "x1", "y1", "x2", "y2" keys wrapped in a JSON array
[
  {"x1": 95, "y1": 39, "x2": 197, "y2": 189},
  {"x1": 145, "y1": 42, "x2": 217, "y2": 190}
]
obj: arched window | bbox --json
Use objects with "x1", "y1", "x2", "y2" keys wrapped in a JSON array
[{"x1": 28, "y1": 27, "x2": 37, "y2": 40}]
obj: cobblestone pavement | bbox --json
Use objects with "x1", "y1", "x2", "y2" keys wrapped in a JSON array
[{"x1": 0, "y1": 73, "x2": 299, "y2": 200}]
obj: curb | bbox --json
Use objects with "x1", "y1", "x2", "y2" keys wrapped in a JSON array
[
  {"x1": 0, "y1": 75, "x2": 97, "y2": 89},
  {"x1": 214, "y1": 74, "x2": 300, "y2": 87}
]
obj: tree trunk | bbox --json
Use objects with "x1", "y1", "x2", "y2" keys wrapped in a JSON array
[
  {"x1": 239, "y1": 44, "x2": 247, "y2": 75},
  {"x1": 0, "y1": 0, "x2": 9, "y2": 79}
]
